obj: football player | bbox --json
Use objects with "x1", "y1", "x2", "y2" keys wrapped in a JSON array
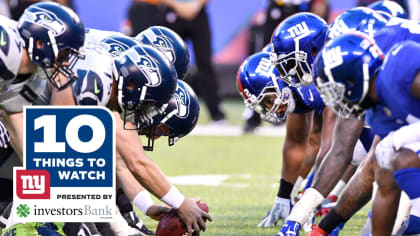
[
  {"x1": 267, "y1": 8, "x2": 387, "y2": 235},
  {"x1": 250, "y1": 13, "x2": 334, "y2": 230},
  {"x1": 236, "y1": 50, "x2": 374, "y2": 234},
  {"x1": 311, "y1": 29, "x2": 420, "y2": 235},
  {"x1": 0, "y1": 2, "x2": 85, "y2": 159},
  {"x1": 64, "y1": 35, "x2": 210, "y2": 235},
  {"x1": 308, "y1": 15, "x2": 420, "y2": 236}
]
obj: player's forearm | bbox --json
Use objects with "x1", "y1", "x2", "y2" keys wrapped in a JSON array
[
  {"x1": 282, "y1": 142, "x2": 307, "y2": 183},
  {"x1": 116, "y1": 152, "x2": 146, "y2": 200},
  {"x1": 312, "y1": 118, "x2": 363, "y2": 196},
  {"x1": 114, "y1": 112, "x2": 173, "y2": 198}
]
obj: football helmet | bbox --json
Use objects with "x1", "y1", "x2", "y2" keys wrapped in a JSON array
[
  {"x1": 18, "y1": 2, "x2": 85, "y2": 90},
  {"x1": 327, "y1": 7, "x2": 387, "y2": 41},
  {"x1": 115, "y1": 44, "x2": 178, "y2": 129},
  {"x1": 270, "y1": 12, "x2": 328, "y2": 87},
  {"x1": 368, "y1": 1, "x2": 407, "y2": 19},
  {"x1": 135, "y1": 26, "x2": 190, "y2": 80},
  {"x1": 261, "y1": 43, "x2": 272, "y2": 53},
  {"x1": 101, "y1": 34, "x2": 139, "y2": 57},
  {"x1": 237, "y1": 52, "x2": 295, "y2": 124},
  {"x1": 141, "y1": 80, "x2": 199, "y2": 151},
  {"x1": 313, "y1": 32, "x2": 384, "y2": 118}
]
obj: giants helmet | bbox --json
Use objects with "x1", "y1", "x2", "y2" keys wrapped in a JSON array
[
  {"x1": 368, "y1": 1, "x2": 407, "y2": 19},
  {"x1": 237, "y1": 52, "x2": 295, "y2": 124},
  {"x1": 327, "y1": 7, "x2": 387, "y2": 41},
  {"x1": 271, "y1": 12, "x2": 328, "y2": 87},
  {"x1": 313, "y1": 32, "x2": 384, "y2": 117}
]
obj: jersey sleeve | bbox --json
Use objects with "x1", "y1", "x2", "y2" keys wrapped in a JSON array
[
  {"x1": 71, "y1": 47, "x2": 114, "y2": 106},
  {"x1": 292, "y1": 85, "x2": 325, "y2": 115},
  {"x1": 0, "y1": 16, "x2": 24, "y2": 82},
  {"x1": 385, "y1": 41, "x2": 420, "y2": 95}
]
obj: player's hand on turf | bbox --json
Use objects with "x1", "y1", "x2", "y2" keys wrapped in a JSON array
[
  {"x1": 177, "y1": 198, "x2": 212, "y2": 236},
  {"x1": 0, "y1": 120, "x2": 10, "y2": 149},
  {"x1": 146, "y1": 203, "x2": 171, "y2": 221},
  {"x1": 258, "y1": 197, "x2": 290, "y2": 227}
]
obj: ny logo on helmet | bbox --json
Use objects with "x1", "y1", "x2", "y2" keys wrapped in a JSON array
[
  {"x1": 328, "y1": 20, "x2": 349, "y2": 39},
  {"x1": 21, "y1": 7, "x2": 65, "y2": 36},
  {"x1": 323, "y1": 46, "x2": 343, "y2": 69},
  {"x1": 288, "y1": 22, "x2": 310, "y2": 39},
  {"x1": 174, "y1": 85, "x2": 190, "y2": 118},
  {"x1": 255, "y1": 57, "x2": 272, "y2": 77}
]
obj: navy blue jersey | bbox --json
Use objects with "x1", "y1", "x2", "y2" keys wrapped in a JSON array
[
  {"x1": 366, "y1": 41, "x2": 420, "y2": 138},
  {"x1": 292, "y1": 84, "x2": 325, "y2": 115},
  {"x1": 360, "y1": 127, "x2": 375, "y2": 151}
]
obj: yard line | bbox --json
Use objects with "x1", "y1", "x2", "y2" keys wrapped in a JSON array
[{"x1": 190, "y1": 125, "x2": 286, "y2": 137}]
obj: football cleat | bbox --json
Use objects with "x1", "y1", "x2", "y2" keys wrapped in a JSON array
[
  {"x1": 307, "y1": 225, "x2": 328, "y2": 236},
  {"x1": 258, "y1": 198, "x2": 291, "y2": 227},
  {"x1": 277, "y1": 221, "x2": 301, "y2": 236}
]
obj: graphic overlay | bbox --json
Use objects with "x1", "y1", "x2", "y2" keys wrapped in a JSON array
[{"x1": 13, "y1": 106, "x2": 116, "y2": 222}]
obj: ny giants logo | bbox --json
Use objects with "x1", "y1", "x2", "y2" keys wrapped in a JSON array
[{"x1": 16, "y1": 170, "x2": 50, "y2": 199}]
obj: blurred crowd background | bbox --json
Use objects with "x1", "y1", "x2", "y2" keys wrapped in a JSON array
[{"x1": 0, "y1": 0, "x2": 419, "y2": 126}]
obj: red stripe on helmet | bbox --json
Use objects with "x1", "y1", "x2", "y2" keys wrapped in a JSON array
[
  {"x1": 350, "y1": 31, "x2": 385, "y2": 60},
  {"x1": 236, "y1": 62, "x2": 250, "y2": 101}
]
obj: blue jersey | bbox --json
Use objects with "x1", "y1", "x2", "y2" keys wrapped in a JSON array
[
  {"x1": 374, "y1": 18, "x2": 420, "y2": 54},
  {"x1": 366, "y1": 41, "x2": 420, "y2": 138},
  {"x1": 292, "y1": 84, "x2": 325, "y2": 115}
]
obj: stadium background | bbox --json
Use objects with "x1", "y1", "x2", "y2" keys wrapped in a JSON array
[{"x1": 74, "y1": 0, "x2": 359, "y2": 97}]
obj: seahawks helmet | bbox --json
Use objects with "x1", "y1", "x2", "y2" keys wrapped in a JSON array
[
  {"x1": 142, "y1": 80, "x2": 199, "y2": 151},
  {"x1": 313, "y1": 32, "x2": 384, "y2": 117},
  {"x1": 18, "y1": 2, "x2": 85, "y2": 90},
  {"x1": 135, "y1": 26, "x2": 190, "y2": 80},
  {"x1": 101, "y1": 34, "x2": 139, "y2": 57},
  {"x1": 271, "y1": 12, "x2": 328, "y2": 87},
  {"x1": 237, "y1": 52, "x2": 295, "y2": 123},
  {"x1": 115, "y1": 45, "x2": 178, "y2": 129}
]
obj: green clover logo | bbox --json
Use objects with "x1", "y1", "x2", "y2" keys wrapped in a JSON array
[{"x1": 17, "y1": 204, "x2": 30, "y2": 218}]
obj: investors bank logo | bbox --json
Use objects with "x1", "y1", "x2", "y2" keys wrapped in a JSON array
[
  {"x1": 17, "y1": 204, "x2": 30, "y2": 218},
  {"x1": 13, "y1": 106, "x2": 116, "y2": 222}
]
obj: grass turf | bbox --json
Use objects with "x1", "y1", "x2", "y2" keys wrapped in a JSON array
[{"x1": 140, "y1": 98, "x2": 371, "y2": 236}]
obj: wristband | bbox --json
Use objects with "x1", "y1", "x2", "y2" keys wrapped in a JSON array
[
  {"x1": 133, "y1": 190, "x2": 154, "y2": 214},
  {"x1": 161, "y1": 186, "x2": 185, "y2": 209}
]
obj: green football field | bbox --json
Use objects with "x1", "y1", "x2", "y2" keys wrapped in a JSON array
[{"x1": 140, "y1": 98, "x2": 371, "y2": 236}]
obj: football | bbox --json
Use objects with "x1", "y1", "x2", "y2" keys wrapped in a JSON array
[{"x1": 156, "y1": 202, "x2": 209, "y2": 236}]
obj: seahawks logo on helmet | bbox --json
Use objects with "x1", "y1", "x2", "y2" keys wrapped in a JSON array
[
  {"x1": 20, "y1": 7, "x2": 65, "y2": 36},
  {"x1": 126, "y1": 47, "x2": 162, "y2": 87},
  {"x1": 101, "y1": 38, "x2": 132, "y2": 57},
  {"x1": 174, "y1": 84, "x2": 190, "y2": 118},
  {"x1": 153, "y1": 36, "x2": 175, "y2": 63},
  {"x1": 143, "y1": 29, "x2": 176, "y2": 63}
]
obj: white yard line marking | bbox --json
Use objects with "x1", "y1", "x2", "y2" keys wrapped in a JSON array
[
  {"x1": 168, "y1": 174, "x2": 253, "y2": 188},
  {"x1": 190, "y1": 125, "x2": 286, "y2": 137}
]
